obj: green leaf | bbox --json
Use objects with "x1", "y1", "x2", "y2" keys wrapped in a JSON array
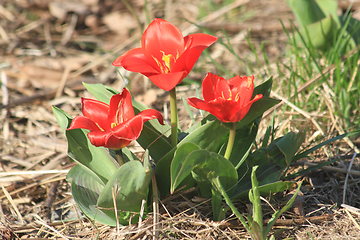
[
  {"x1": 233, "y1": 181, "x2": 295, "y2": 199},
  {"x1": 263, "y1": 181, "x2": 303, "y2": 236},
  {"x1": 316, "y1": 0, "x2": 340, "y2": 27},
  {"x1": 276, "y1": 131, "x2": 306, "y2": 165},
  {"x1": 66, "y1": 165, "x2": 119, "y2": 226},
  {"x1": 156, "y1": 119, "x2": 229, "y2": 196},
  {"x1": 52, "y1": 106, "x2": 72, "y2": 135},
  {"x1": 287, "y1": 0, "x2": 326, "y2": 28},
  {"x1": 249, "y1": 166, "x2": 263, "y2": 234},
  {"x1": 253, "y1": 76, "x2": 273, "y2": 98},
  {"x1": 339, "y1": 15, "x2": 360, "y2": 45},
  {"x1": 293, "y1": 130, "x2": 360, "y2": 161},
  {"x1": 83, "y1": 82, "x2": 114, "y2": 104},
  {"x1": 97, "y1": 160, "x2": 152, "y2": 213},
  {"x1": 174, "y1": 149, "x2": 238, "y2": 198},
  {"x1": 53, "y1": 106, "x2": 119, "y2": 183},
  {"x1": 219, "y1": 122, "x2": 258, "y2": 168},
  {"x1": 234, "y1": 97, "x2": 280, "y2": 130},
  {"x1": 296, "y1": 15, "x2": 337, "y2": 50},
  {"x1": 170, "y1": 143, "x2": 200, "y2": 194}
]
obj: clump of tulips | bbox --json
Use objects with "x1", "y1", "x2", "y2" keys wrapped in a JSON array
[{"x1": 53, "y1": 18, "x2": 353, "y2": 239}]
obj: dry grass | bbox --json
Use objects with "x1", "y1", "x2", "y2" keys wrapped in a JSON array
[{"x1": 1, "y1": 0, "x2": 360, "y2": 239}]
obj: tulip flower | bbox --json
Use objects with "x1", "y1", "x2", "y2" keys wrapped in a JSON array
[
  {"x1": 112, "y1": 18, "x2": 217, "y2": 91},
  {"x1": 67, "y1": 89, "x2": 164, "y2": 149},
  {"x1": 188, "y1": 73, "x2": 263, "y2": 123}
]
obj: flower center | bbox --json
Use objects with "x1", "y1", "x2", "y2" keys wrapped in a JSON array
[
  {"x1": 153, "y1": 51, "x2": 179, "y2": 74},
  {"x1": 111, "y1": 100, "x2": 124, "y2": 129},
  {"x1": 222, "y1": 90, "x2": 240, "y2": 102}
]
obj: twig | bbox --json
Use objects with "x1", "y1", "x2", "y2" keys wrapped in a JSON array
[
  {"x1": 61, "y1": 14, "x2": 78, "y2": 46},
  {"x1": 1, "y1": 186, "x2": 24, "y2": 225},
  {"x1": 55, "y1": 66, "x2": 71, "y2": 98},
  {"x1": 304, "y1": 162, "x2": 360, "y2": 176},
  {"x1": 44, "y1": 181, "x2": 59, "y2": 222},
  {"x1": 152, "y1": 169, "x2": 159, "y2": 240},
  {"x1": 344, "y1": 209, "x2": 360, "y2": 231},
  {"x1": 271, "y1": 91, "x2": 324, "y2": 136},
  {"x1": 263, "y1": 214, "x2": 333, "y2": 226},
  {"x1": 343, "y1": 153, "x2": 358, "y2": 204},
  {"x1": 1, "y1": 71, "x2": 9, "y2": 140}
]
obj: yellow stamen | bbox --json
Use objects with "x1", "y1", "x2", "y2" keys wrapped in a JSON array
[
  {"x1": 95, "y1": 122, "x2": 105, "y2": 131},
  {"x1": 235, "y1": 93, "x2": 240, "y2": 102},
  {"x1": 247, "y1": 77, "x2": 252, "y2": 88},
  {"x1": 221, "y1": 90, "x2": 232, "y2": 101},
  {"x1": 111, "y1": 100, "x2": 124, "y2": 129},
  {"x1": 152, "y1": 51, "x2": 179, "y2": 74}
]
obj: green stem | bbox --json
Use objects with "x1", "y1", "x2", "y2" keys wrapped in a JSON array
[
  {"x1": 250, "y1": 166, "x2": 263, "y2": 235},
  {"x1": 115, "y1": 149, "x2": 124, "y2": 166},
  {"x1": 210, "y1": 176, "x2": 250, "y2": 233},
  {"x1": 169, "y1": 88, "x2": 178, "y2": 147},
  {"x1": 224, "y1": 122, "x2": 236, "y2": 160}
]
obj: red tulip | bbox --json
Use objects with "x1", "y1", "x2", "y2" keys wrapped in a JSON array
[
  {"x1": 188, "y1": 73, "x2": 263, "y2": 123},
  {"x1": 67, "y1": 89, "x2": 164, "y2": 149},
  {"x1": 112, "y1": 18, "x2": 217, "y2": 91}
]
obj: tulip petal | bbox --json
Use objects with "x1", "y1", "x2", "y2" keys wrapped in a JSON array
[
  {"x1": 112, "y1": 48, "x2": 158, "y2": 75},
  {"x1": 81, "y1": 98, "x2": 110, "y2": 130},
  {"x1": 111, "y1": 115, "x2": 144, "y2": 142},
  {"x1": 229, "y1": 94, "x2": 263, "y2": 122},
  {"x1": 148, "y1": 71, "x2": 187, "y2": 91},
  {"x1": 202, "y1": 73, "x2": 218, "y2": 102},
  {"x1": 232, "y1": 75, "x2": 254, "y2": 107},
  {"x1": 142, "y1": 19, "x2": 185, "y2": 69},
  {"x1": 187, "y1": 98, "x2": 213, "y2": 113},
  {"x1": 206, "y1": 98, "x2": 240, "y2": 123},
  {"x1": 136, "y1": 109, "x2": 164, "y2": 125},
  {"x1": 87, "y1": 131, "x2": 130, "y2": 149},
  {"x1": 173, "y1": 34, "x2": 217, "y2": 73},
  {"x1": 67, "y1": 116, "x2": 102, "y2": 132},
  {"x1": 108, "y1": 90, "x2": 135, "y2": 126}
]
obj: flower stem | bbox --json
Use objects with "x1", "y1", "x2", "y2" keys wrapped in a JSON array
[
  {"x1": 115, "y1": 149, "x2": 124, "y2": 166},
  {"x1": 169, "y1": 88, "x2": 178, "y2": 147},
  {"x1": 224, "y1": 122, "x2": 236, "y2": 160},
  {"x1": 210, "y1": 176, "x2": 250, "y2": 233}
]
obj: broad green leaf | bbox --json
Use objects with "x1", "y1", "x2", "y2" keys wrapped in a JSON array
[
  {"x1": 253, "y1": 76, "x2": 273, "y2": 98},
  {"x1": 296, "y1": 15, "x2": 337, "y2": 50},
  {"x1": 156, "y1": 119, "x2": 229, "y2": 196},
  {"x1": 219, "y1": 122, "x2": 258, "y2": 168},
  {"x1": 170, "y1": 143, "x2": 200, "y2": 194},
  {"x1": 276, "y1": 131, "x2": 305, "y2": 165},
  {"x1": 52, "y1": 106, "x2": 72, "y2": 135},
  {"x1": 53, "y1": 106, "x2": 119, "y2": 183},
  {"x1": 97, "y1": 161, "x2": 152, "y2": 212},
  {"x1": 67, "y1": 165, "x2": 119, "y2": 226},
  {"x1": 233, "y1": 181, "x2": 295, "y2": 199},
  {"x1": 173, "y1": 149, "x2": 238, "y2": 198},
  {"x1": 316, "y1": 0, "x2": 340, "y2": 27},
  {"x1": 287, "y1": 0, "x2": 326, "y2": 28},
  {"x1": 83, "y1": 82, "x2": 114, "y2": 104},
  {"x1": 234, "y1": 97, "x2": 280, "y2": 130},
  {"x1": 339, "y1": 15, "x2": 360, "y2": 45}
]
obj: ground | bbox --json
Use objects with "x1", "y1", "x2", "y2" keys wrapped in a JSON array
[{"x1": 1, "y1": 0, "x2": 360, "y2": 239}]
